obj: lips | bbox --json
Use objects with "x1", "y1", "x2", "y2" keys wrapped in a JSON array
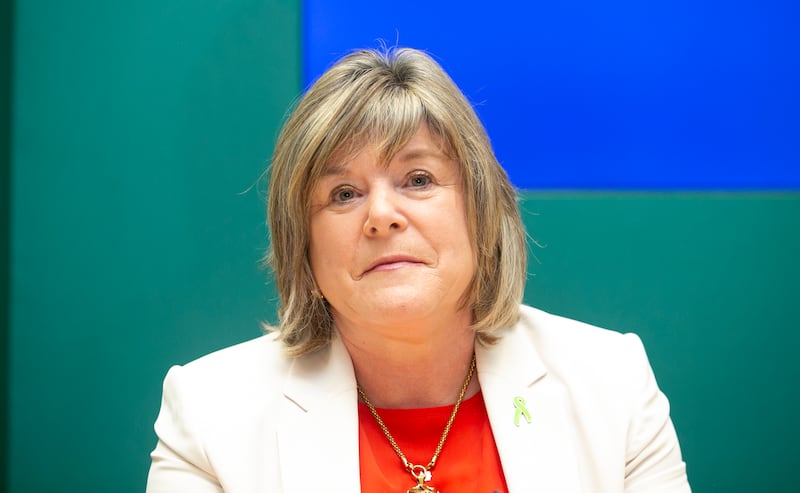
[{"x1": 361, "y1": 255, "x2": 425, "y2": 276}]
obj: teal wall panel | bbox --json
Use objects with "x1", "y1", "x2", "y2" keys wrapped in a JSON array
[
  {"x1": 9, "y1": 1, "x2": 300, "y2": 491},
  {"x1": 521, "y1": 192, "x2": 800, "y2": 492}
]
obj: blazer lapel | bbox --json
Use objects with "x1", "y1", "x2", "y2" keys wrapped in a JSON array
[
  {"x1": 277, "y1": 333, "x2": 361, "y2": 493},
  {"x1": 477, "y1": 323, "x2": 583, "y2": 493}
]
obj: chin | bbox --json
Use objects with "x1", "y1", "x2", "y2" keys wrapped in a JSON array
[{"x1": 371, "y1": 295, "x2": 457, "y2": 322}]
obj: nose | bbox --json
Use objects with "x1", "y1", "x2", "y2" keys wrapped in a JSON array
[{"x1": 363, "y1": 186, "x2": 408, "y2": 236}]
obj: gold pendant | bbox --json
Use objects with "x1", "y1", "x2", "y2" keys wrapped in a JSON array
[
  {"x1": 406, "y1": 484, "x2": 437, "y2": 493},
  {"x1": 406, "y1": 465, "x2": 439, "y2": 493}
]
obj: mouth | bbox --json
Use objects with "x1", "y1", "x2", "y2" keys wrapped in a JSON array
[{"x1": 361, "y1": 255, "x2": 425, "y2": 276}]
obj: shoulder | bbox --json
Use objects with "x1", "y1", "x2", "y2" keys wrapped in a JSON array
[
  {"x1": 180, "y1": 331, "x2": 289, "y2": 378},
  {"x1": 496, "y1": 305, "x2": 664, "y2": 437},
  {"x1": 509, "y1": 305, "x2": 654, "y2": 395},
  {"x1": 489, "y1": 313, "x2": 687, "y2": 489},
  {"x1": 514, "y1": 304, "x2": 644, "y2": 354},
  {"x1": 159, "y1": 332, "x2": 291, "y2": 419},
  {"x1": 480, "y1": 307, "x2": 689, "y2": 489},
  {"x1": 149, "y1": 333, "x2": 299, "y2": 489}
]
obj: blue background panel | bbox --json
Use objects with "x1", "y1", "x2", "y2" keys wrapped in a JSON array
[{"x1": 305, "y1": 0, "x2": 800, "y2": 189}]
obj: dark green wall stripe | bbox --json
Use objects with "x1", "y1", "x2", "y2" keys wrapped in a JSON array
[{"x1": 1, "y1": 0, "x2": 12, "y2": 489}]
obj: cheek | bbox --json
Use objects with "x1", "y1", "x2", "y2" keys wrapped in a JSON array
[
  {"x1": 308, "y1": 219, "x2": 329, "y2": 275},
  {"x1": 446, "y1": 202, "x2": 477, "y2": 273},
  {"x1": 309, "y1": 215, "x2": 351, "y2": 278}
]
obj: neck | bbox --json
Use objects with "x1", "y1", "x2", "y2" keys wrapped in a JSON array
[{"x1": 336, "y1": 309, "x2": 479, "y2": 409}]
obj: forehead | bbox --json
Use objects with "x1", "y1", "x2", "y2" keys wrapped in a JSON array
[{"x1": 321, "y1": 122, "x2": 453, "y2": 176}]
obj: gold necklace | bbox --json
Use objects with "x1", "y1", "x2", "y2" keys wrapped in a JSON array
[{"x1": 357, "y1": 353, "x2": 477, "y2": 493}]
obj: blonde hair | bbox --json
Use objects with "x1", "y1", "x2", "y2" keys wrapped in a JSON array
[{"x1": 266, "y1": 47, "x2": 526, "y2": 356}]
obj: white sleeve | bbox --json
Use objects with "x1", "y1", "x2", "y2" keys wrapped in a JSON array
[
  {"x1": 623, "y1": 333, "x2": 691, "y2": 493},
  {"x1": 146, "y1": 365, "x2": 224, "y2": 493}
]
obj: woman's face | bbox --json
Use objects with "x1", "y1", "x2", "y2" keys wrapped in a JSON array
[{"x1": 308, "y1": 123, "x2": 476, "y2": 334}]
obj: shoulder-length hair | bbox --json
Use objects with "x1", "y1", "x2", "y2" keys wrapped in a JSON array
[{"x1": 266, "y1": 47, "x2": 526, "y2": 357}]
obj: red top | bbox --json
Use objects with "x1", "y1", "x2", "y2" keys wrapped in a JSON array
[{"x1": 358, "y1": 391, "x2": 508, "y2": 493}]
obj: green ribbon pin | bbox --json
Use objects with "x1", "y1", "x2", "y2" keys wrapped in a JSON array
[{"x1": 513, "y1": 396, "x2": 532, "y2": 427}]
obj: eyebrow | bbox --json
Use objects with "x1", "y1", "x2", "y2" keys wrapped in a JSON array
[
  {"x1": 320, "y1": 146, "x2": 449, "y2": 177},
  {"x1": 321, "y1": 163, "x2": 348, "y2": 177},
  {"x1": 397, "y1": 149, "x2": 448, "y2": 163}
]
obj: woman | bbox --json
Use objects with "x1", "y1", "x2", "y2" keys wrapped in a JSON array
[{"x1": 147, "y1": 47, "x2": 690, "y2": 492}]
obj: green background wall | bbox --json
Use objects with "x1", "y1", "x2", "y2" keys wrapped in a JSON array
[
  {"x1": 4, "y1": 1, "x2": 799, "y2": 492},
  {"x1": 521, "y1": 192, "x2": 799, "y2": 492},
  {"x1": 8, "y1": 1, "x2": 298, "y2": 491}
]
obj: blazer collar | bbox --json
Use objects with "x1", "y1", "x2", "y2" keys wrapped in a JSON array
[
  {"x1": 277, "y1": 318, "x2": 583, "y2": 493},
  {"x1": 476, "y1": 320, "x2": 583, "y2": 493},
  {"x1": 277, "y1": 332, "x2": 361, "y2": 493}
]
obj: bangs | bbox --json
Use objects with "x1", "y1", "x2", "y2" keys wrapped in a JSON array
[
  {"x1": 361, "y1": 87, "x2": 429, "y2": 165},
  {"x1": 324, "y1": 82, "x2": 454, "y2": 171}
]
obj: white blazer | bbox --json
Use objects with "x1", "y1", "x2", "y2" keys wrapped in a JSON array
[{"x1": 146, "y1": 305, "x2": 690, "y2": 492}]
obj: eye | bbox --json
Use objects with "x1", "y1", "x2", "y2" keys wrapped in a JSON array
[
  {"x1": 332, "y1": 186, "x2": 357, "y2": 203},
  {"x1": 407, "y1": 172, "x2": 432, "y2": 188}
]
